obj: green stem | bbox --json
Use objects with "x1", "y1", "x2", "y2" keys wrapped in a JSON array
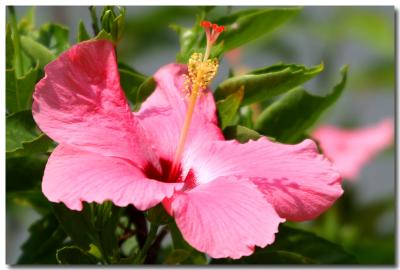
[
  {"x1": 89, "y1": 6, "x2": 100, "y2": 35},
  {"x1": 8, "y1": 6, "x2": 23, "y2": 77},
  {"x1": 133, "y1": 223, "x2": 159, "y2": 264}
]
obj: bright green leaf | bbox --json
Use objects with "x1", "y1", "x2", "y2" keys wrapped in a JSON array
[
  {"x1": 77, "y1": 20, "x2": 91, "y2": 42},
  {"x1": 37, "y1": 23, "x2": 70, "y2": 55},
  {"x1": 6, "y1": 110, "x2": 52, "y2": 156},
  {"x1": 6, "y1": 64, "x2": 39, "y2": 114},
  {"x1": 215, "y1": 7, "x2": 301, "y2": 53},
  {"x1": 171, "y1": 13, "x2": 205, "y2": 63},
  {"x1": 20, "y1": 35, "x2": 56, "y2": 68},
  {"x1": 255, "y1": 66, "x2": 348, "y2": 143},
  {"x1": 17, "y1": 214, "x2": 67, "y2": 264},
  {"x1": 217, "y1": 86, "x2": 244, "y2": 129},
  {"x1": 214, "y1": 62, "x2": 324, "y2": 105},
  {"x1": 56, "y1": 246, "x2": 99, "y2": 264},
  {"x1": 17, "y1": 7, "x2": 35, "y2": 35}
]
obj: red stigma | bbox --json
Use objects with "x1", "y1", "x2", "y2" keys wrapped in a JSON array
[
  {"x1": 200, "y1": 20, "x2": 225, "y2": 44},
  {"x1": 201, "y1": 20, "x2": 212, "y2": 28}
]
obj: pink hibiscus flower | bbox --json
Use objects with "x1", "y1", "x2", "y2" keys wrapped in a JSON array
[
  {"x1": 312, "y1": 119, "x2": 394, "y2": 181},
  {"x1": 32, "y1": 35, "x2": 342, "y2": 258}
]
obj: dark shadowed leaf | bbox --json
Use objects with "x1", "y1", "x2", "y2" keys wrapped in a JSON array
[
  {"x1": 214, "y1": 63, "x2": 324, "y2": 105},
  {"x1": 212, "y1": 225, "x2": 357, "y2": 264},
  {"x1": 17, "y1": 214, "x2": 67, "y2": 264},
  {"x1": 133, "y1": 77, "x2": 157, "y2": 111},
  {"x1": 168, "y1": 221, "x2": 207, "y2": 264},
  {"x1": 164, "y1": 249, "x2": 191, "y2": 265},
  {"x1": 52, "y1": 203, "x2": 99, "y2": 251},
  {"x1": 56, "y1": 246, "x2": 99, "y2": 264},
  {"x1": 118, "y1": 65, "x2": 147, "y2": 104},
  {"x1": 255, "y1": 66, "x2": 348, "y2": 143}
]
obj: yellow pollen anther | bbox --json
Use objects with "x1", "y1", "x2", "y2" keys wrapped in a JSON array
[{"x1": 184, "y1": 53, "x2": 219, "y2": 97}]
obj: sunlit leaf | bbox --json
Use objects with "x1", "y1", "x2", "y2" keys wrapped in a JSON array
[
  {"x1": 77, "y1": 20, "x2": 91, "y2": 42},
  {"x1": 20, "y1": 35, "x2": 56, "y2": 68},
  {"x1": 255, "y1": 66, "x2": 348, "y2": 143},
  {"x1": 37, "y1": 23, "x2": 70, "y2": 55},
  {"x1": 216, "y1": 86, "x2": 244, "y2": 129},
  {"x1": 215, "y1": 63, "x2": 324, "y2": 105},
  {"x1": 6, "y1": 110, "x2": 52, "y2": 156},
  {"x1": 215, "y1": 7, "x2": 301, "y2": 53},
  {"x1": 6, "y1": 64, "x2": 39, "y2": 113}
]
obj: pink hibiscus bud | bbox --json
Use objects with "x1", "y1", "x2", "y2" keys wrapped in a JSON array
[
  {"x1": 312, "y1": 119, "x2": 394, "y2": 181},
  {"x1": 32, "y1": 39, "x2": 343, "y2": 259}
]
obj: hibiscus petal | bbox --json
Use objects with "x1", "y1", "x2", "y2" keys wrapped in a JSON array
[
  {"x1": 136, "y1": 63, "x2": 223, "y2": 160},
  {"x1": 43, "y1": 144, "x2": 183, "y2": 211},
  {"x1": 184, "y1": 137, "x2": 343, "y2": 221},
  {"x1": 33, "y1": 40, "x2": 157, "y2": 167},
  {"x1": 312, "y1": 118, "x2": 394, "y2": 180},
  {"x1": 169, "y1": 176, "x2": 284, "y2": 259}
]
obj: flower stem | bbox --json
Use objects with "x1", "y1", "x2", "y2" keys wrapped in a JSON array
[
  {"x1": 8, "y1": 6, "x2": 24, "y2": 77},
  {"x1": 133, "y1": 222, "x2": 159, "y2": 264}
]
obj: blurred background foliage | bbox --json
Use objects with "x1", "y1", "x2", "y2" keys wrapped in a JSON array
[{"x1": 6, "y1": 6, "x2": 394, "y2": 265}]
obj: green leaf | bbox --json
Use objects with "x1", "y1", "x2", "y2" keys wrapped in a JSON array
[
  {"x1": 20, "y1": 35, "x2": 56, "y2": 68},
  {"x1": 164, "y1": 249, "x2": 191, "y2": 265},
  {"x1": 118, "y1": 66, "x2": 147, "y2": 104},
  {"x1": 217, "y1": 86, "x2": 244, "y2": 129},
  {"x1": 6, "y1": 110, "x2": 52, "y2": 156},
  {"x1": 255, "y1": 66, "x2": 348, "y2": 143},
  {"x1": 212, "y1": 225, "x2": 357, "y2": 264},
  {"x1": 214, "y1": 62, "x2": 324, "y2": 105},
  {"x1": 7, "y1": 190, "x2": 51, "y2": 215},
  {"x1": 77, "y1": 20, "x2": 91, "y2": 42},
  {"x1": 6, "y1": 24, "x2": 14, "y2": 69},
  {"x1": 168, "y1": 221, "x2": 207, "y2": 264},
  {"x1": 52, "y1": 202, "x2": 122, "y2": 264},
  {"x1": 37, "y1": 23, "x2": 70, "y2": 55},
  {"x1": 171, "y1": 13, "x2": 205, "y2": 63},
  {"x1": 98, "y1": 6, "x2": 126, "y2": 43},
  {"x1": 52, "y1": 203, "x2": 99, "y2": 251},
  {"x1": 215, "y1": 7, "x2": 301, "y2": 53},
  {"x1": 56, "y1": 246, "x2": 99, "y2": 264},
  {"x1": 17, "y1": 214, "x2": 67, "y2": 264},
  {"x1": 6, "y1": 64, "x2": 39, "y2": 113},
  {"x1": 17, "y1": 7, "x2": 35, "y2": 35},
  {"x1": 223, "y1": 125, "x2": 261, "y2": 143},
  {"x1": 133, "y1": 77, "x2": 157, "y2": 111}
]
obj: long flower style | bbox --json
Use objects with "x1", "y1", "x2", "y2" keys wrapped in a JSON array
[{"x1": 32, "y1": 22, "x2": 343, "y2": 259}]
